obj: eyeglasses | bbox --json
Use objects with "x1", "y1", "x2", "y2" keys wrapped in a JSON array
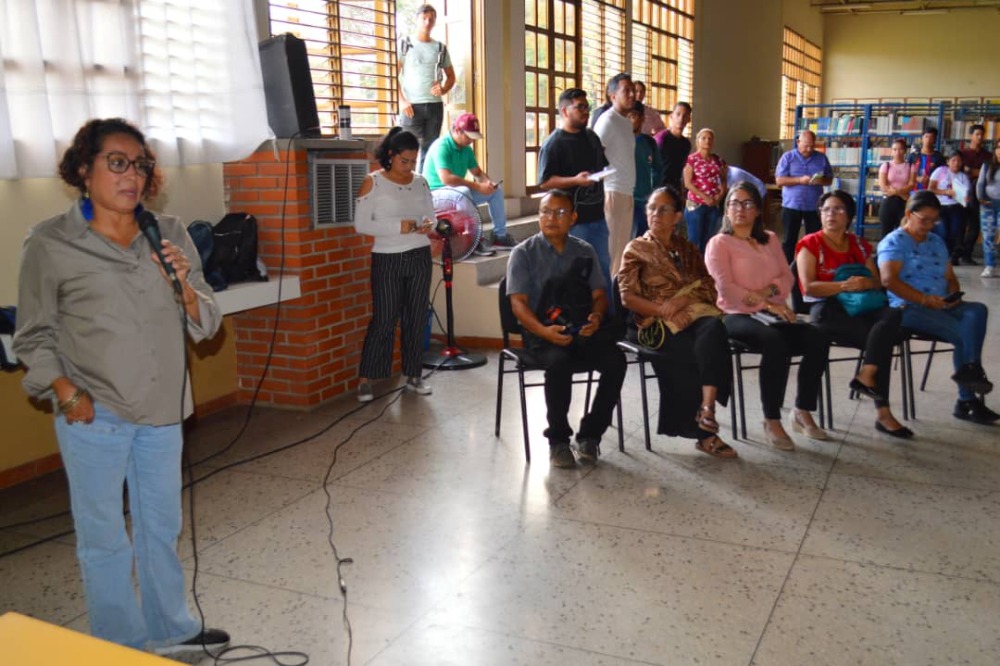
[
  {"x1": 820, "y1": 206, "x2": 848, "y2": 216},
  {"x1": 910, "y1": 210, "x2": 940, "y2": 225},
  {"x1": 646, "y1": 205, "x2": 676, "y2": 216},
  {"x1": 726, "y1": 200, "x2": 756, "y2": 211},
  {"x1": 100, "y1": 152, "x2": 155, "y2": 177},
  {"x1": 539, "y1": 207, "x2": 572, "y2": 219},
  {"x1": 569, "y1": 103, "x2": 589, "y2": 112}
]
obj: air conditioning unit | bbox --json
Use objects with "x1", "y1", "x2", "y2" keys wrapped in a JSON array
[{"x1": 309, "y1": 156, "x2": 369, "y2": 228}]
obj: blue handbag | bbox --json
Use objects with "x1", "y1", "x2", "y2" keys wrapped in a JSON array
[{"x1": 833, "y1": 264, "x2": 887, "y2": 316}]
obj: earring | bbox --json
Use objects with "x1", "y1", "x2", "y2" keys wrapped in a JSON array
[{"x1": 80, "y1": 190, "x2": 94, "y2": 220}]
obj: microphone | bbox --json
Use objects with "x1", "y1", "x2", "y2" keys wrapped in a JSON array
[{"x1": 137, "y1": 210, "x2": 183, "y2": 296}]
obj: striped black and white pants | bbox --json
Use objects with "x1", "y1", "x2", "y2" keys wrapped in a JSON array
[{"x1": 359, "y1": 246, "x2": 432, "y2": 380}]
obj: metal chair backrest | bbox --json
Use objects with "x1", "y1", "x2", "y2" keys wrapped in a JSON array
[{"x1": 497, "y1": 277, "x2": 523, "y2": 347}]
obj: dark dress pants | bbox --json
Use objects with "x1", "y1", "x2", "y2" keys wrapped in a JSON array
[
  {"x1": 529, "y1": 332, "x2": 627, "y2": 444},
  {"x1": 781, "y1": 208, "x2": 821, "y2": 263},
  {"x1": 811, "y1": 300, "x2": 903, "y2": 409},
  {"x1": 723, "y1": 314, "x2": 830, "y2": 419}
]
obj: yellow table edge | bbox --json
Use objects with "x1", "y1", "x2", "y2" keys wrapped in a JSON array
[{"x1": 0, "y1": 612, "x2": 180, "y2": 664}]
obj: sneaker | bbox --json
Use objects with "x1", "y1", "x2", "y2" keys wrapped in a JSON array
[
  {"x1": 153, "y1": 628, "x2": 230, "y2": 657},
  {"x1": 953, "y1": 397, "x2": 1000, "y2": 424},
  {"x1": 981, "y1": 266, "x2": 995, "y2": 278},
  {"x1": 405, "y1": 376, "x2": 432, "y2": 395},
  {"x1": 549, "y1": 442, "x2": 576, "y2": 468},
  {"x1": 951, "y1": 363, "x2": 994, "y2": 395},
  {"x1": 492, "y1": 234, "x2": 518, "y2": 250},
  {"x1": 357, "y1": 382, "x2": 374, "y2": 403},
  {"x1": 473, "y1": 240, "x2": 496, "y2": 257},
  {"x1": 575, "y1": 437, "x2": 601, "y2": 464}
]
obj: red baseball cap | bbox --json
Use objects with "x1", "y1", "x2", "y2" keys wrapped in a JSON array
[{"x1": 452, "y1": 112, "x2": 483, "y2": 140}]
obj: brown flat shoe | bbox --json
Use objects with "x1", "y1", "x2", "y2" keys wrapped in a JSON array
[{"x1": 696, "y1": 435, "x2": 738, "y2": 459}]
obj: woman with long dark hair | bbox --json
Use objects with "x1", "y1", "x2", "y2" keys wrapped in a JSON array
[
  {"x1": 877, "y1": 138, "x2": 915, "y2": 239},
  {"x1": 355, "y1": 127, "x2": 435, "y2": 401},
  {"x1": 705, "y1": 182, "x2": 830, "y2": 450}
]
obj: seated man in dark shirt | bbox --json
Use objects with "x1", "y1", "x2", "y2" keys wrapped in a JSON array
[{"x1": 506, "y1": 190, "x2": 627, "y2": 468}]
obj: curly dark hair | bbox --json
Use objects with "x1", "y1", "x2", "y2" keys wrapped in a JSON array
[
  {"x1": 374, "y1": 127, "x2": 420, "y2": 171},
  {"x1": 58, "y1": 118, "x2": 162, "y2": 199}
]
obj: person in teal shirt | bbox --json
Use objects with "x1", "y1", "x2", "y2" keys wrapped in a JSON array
[
  {"x1": 423, "y1": 112, "x2": 514, "y2": 253},
  {"x1": 627, "y1": 102, "x2": 663, "y2": 238}
]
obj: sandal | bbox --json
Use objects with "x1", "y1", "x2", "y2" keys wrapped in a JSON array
[
  {"x1": 696, "y1": 405, "x2": 719, "y2": 434},
  {"x1": 695, "y1": 435, "x2": 738, "y2": 459}
]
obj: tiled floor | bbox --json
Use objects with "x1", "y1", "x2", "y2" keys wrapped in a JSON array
[{"x1": 2, "y1": 264, "x2": 1000, "y2": 665}]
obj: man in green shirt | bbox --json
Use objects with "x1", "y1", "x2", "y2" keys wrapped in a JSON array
[{"x1": 423, "y1": 112, "x2": 514, "y2": 254}]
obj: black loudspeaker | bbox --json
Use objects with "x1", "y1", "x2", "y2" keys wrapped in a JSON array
[{"x1": 258, "y1": 34, "x2": 321, "y2": 138}]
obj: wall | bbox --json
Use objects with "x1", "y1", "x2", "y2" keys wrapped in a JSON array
[
  {"x1": 824, "y1": 12, "x2": 1000, "y2": 100},
  {"x1": 0, "y1": 165, "x2": 226, "y2": 304},
  {"x1": 694, "y1": 0, "x2": 784, "y2": 162}
]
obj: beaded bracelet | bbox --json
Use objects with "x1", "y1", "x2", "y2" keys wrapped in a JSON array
[{"x1": 58, "y1": 388, "x2": 88, "y2": 414}]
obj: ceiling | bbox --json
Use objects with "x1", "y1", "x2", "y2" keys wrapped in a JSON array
[{"x1": 811, "y1": 0, "x2": 1000, "y2": 15}]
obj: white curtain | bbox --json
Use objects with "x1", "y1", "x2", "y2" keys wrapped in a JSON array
[{"x1": 0, "y1": 0, "x2": 272, "y2": 179}]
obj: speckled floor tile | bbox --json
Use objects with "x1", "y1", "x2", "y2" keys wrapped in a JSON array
[
  {"x1": 369, "y1": 619, "x2": 657, "y2": 665},
  {"x1": 551, "y1": 450, "x2": 829, "y2": 551},
  {"x1": 176, "y1": 469, "x2": 316, "y2": 560},
  {"x1": 422, "y1": 517, "x2": 794, "y2": 666},
  {"x1": 0, "y1": 538, "x2": 85, "y2": 625},
  {"x1": 192, "y1": 485, "x2": 532, "y2": 616},
  {"x1": 802, "y1": 473, "x2": 1000, "y2": 581},
  {"x1": 752, "y1": 555, "x2": 1000, "y2": 666},
  {"x1": 333, "y1": 422, "x2": 598, "y2": 512}
]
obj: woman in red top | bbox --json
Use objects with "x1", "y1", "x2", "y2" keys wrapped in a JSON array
[
  {"x1": 682, "y1": 128, "x2": 727, "y2": 254},
  {"x1": 795, "y1": 190, "x2": 911, "y2": 438}
]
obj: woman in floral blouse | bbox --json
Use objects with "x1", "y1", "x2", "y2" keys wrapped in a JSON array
[
  {"x1": 682, "y1": 127, "x2": 727, "y2": 254},
  {"x1": 619, "y1": 185, "x2": 736, "y2": 459}
]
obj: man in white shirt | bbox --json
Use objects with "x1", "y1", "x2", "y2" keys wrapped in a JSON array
[{"x1": 593, "y1": 73, "x2": 637, "y2": 275}]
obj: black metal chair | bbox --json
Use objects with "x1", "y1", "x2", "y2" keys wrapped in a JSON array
[
  {"x1": 609, "y1": 276, "x2": 683, "y2": 451},
  {"x1": 494, "y1": 277, "x2": 624, "y2": 462},
  {"x1": 898, "y1": 330, "x2": 954, "y2": 420}
]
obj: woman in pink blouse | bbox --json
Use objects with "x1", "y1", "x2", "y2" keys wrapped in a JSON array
[
  {"x1": 705, "y1": 182, "x2": 830, "y2": 450},
  {"x1": 877, "y1": 138, "x2": 915, "y2": 239},
  {"x1": 682, "y1": 128, "x2": 727, "y2": 254}
]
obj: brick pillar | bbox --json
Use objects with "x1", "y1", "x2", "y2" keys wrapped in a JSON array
[{"x1": 223, "y1": 146, "x2": 378, "y2": 408}]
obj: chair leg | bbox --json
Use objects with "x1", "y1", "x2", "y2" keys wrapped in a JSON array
[
  {"x1": 823, "y1": 363, "x2": 833, "y2": 430},
  {"x1": 616, "y1": 399, "x2": 625, "y2": 452},
  {"x1": 920, "y1": 340, "x2": 937, "y2": 392},
  {"x1": 517, "y1": 368, "x2": 531, "y2": 463},
  {"x1": 904, "y1": 339, "x2": 917, "y2": 420},
  {"x1": 638, "y1": 359, "x2": 652, "y2": 451},
  {"x1": 895, "y1": 342, "x2": 910, "y2": 421},
  {"x1": 735, "y1": 352, "x2": 748, "y2": 439},
  {"x1": 584, "y1": 370, "x2": 594, "y2": 408},
  {"x1": 495, "y1": 355, "x2": 505, "y2": 437}
]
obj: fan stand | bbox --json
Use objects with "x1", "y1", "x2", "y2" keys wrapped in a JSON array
[{"x1": 422, "y1": 231, "x2": 487, "y2": 371}]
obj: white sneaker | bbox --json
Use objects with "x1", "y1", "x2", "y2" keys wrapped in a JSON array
[
  {"x1": 405, "y1": 376, "x2": 432, "y2": 395},
  {"x1": 981, "y1": 266, "x2": 995, "y2": 278},
  {"x1": 357, "y1": 382, "x2": 374, "y2": 403}
]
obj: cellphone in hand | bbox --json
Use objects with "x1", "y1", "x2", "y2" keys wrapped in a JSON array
[{"x1": 943, "y1": 291, "x2": 964, "y2": 304}]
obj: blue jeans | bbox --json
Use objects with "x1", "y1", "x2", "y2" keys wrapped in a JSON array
[
  {"x1": 981, "y1": 199, "x2": 999, "y2": 267},
  {"x1": 684, "y1": 204, "x2": 721, "y2": 254},
  {"x1": 900, "y1": 302, "x2": 989, "y2": 400},
  {"x1": 568, "y1": 219, "x2": 612, "y2": 298},
  {"x1": 55, "y1": 403, "x2": 199, "y2": 649},
  {"x1": 398, "y1": 101, "x2": 444, "y2": 173},
  {"x1": 452, "y1": 185, "x2": 507, "y2": 237},
  {"x1": 932, "y1": 204, "x2": 965, "y2": 257}
]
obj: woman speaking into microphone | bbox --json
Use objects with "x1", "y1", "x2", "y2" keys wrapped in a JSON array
[{"x1": 13, "y1": 118, "x2": 228, "y2": 656}]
